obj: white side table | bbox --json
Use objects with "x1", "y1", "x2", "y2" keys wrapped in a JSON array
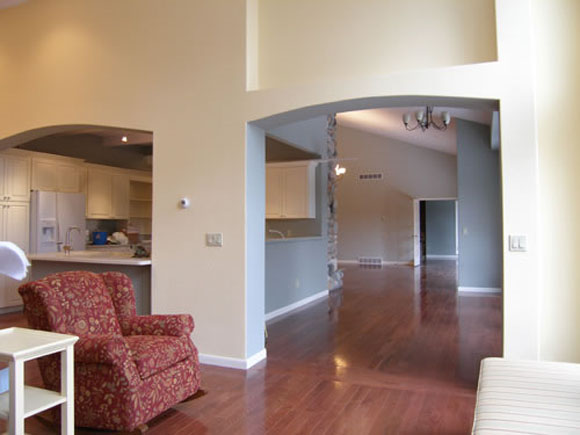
[{"x1": 0, "y1": 327, "x2": 78, "y2": 435}]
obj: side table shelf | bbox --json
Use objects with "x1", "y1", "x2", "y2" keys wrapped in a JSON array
[
  {"x1": 0, "y1": 327, "x2": 78, "y2": 435},
  {"x1": 0, "y1": 386, "x2": 66, "y2": 419}
]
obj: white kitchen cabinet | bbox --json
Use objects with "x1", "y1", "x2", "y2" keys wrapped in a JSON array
[
  {"x1": 111, "y1": 173, "x2": 130, "y2": 219},
  {"x1": 87, "y1": 167, "x2": 112, "y2": 218},
  {"x1": 0, "y1": 153, "x2": 31, "y2": 203},
  {"x1": 265, "y1": 167, "x2": 283, "y2": 218},
  {"x1": 266, "y1": 161, "x2": 316, "y2": 219},
  {"x1": 87, "y1": 166, "x2": 131, "y2": 219},
  {"x1": 32, "y1": 159, "x2": 82, "y2": 193},
  {"x1": 0, "y1": 202, "x2": 30, "y2": 308}
]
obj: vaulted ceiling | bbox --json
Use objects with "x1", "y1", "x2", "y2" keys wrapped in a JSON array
[{"x1": 337, "y1": 107, "x2": 492, "y2": 155}]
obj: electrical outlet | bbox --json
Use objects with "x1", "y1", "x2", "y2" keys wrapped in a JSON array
[{"x1": 206, "y1": 232, "x2": 223, "y2": 247}]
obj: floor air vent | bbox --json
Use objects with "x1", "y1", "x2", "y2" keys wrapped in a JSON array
[{"x1": 358, "y1": 257, "x2": 383, "y2": 267}]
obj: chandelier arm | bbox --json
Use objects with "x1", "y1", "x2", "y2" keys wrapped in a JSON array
[{"x1": 430, "y1": 120, "x2": 446, "y2": 130}]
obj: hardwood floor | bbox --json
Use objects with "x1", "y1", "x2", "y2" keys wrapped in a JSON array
[{"x1": 0, "y1": 260, "x2": 501, "y2": 434}]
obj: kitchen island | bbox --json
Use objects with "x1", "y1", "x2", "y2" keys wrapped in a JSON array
[{"x1": 28, "y1": 250, "x2": 151, "y2": 315}]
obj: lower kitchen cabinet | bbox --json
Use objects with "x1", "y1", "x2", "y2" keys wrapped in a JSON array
[{"x1": 0, "y1": 202, "x2": 30, "y2": 308}]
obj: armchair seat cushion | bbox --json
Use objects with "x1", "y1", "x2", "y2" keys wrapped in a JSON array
[{"x1": 125, "y1": 335, "x2": 192, "y2": 379}]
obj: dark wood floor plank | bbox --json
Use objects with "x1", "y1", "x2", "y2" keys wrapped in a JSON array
[{"x1": 0, "y1": 259, "x2": 501, "y2": 434}]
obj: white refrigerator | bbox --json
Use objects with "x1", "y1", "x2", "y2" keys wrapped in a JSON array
[{"x1": 30, "y1": 191, "x2": 87, "y2": 254}]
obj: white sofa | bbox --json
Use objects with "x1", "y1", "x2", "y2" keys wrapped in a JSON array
[{"x1": 472, "y1": 357, "x2": 580, "y2": 434}]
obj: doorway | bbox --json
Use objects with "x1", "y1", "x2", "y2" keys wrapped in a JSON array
[{"x1": 413, "y1": 198, "x2": 457, "y2": 267}]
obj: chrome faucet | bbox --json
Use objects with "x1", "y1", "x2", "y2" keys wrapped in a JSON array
[
  {"x1": 268, "y1": 229, "x2": 285, "y2": 239},
  {"x1": 63, "y1": 226, "x2": 81, "y2": 256}
]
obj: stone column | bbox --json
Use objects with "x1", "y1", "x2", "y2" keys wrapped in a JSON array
[{"x1": 327, "y1": 114, "x2": 343, "y2": 291}]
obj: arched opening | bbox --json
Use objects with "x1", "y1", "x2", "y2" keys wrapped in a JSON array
[
  {"x1": 0, "y1": 124, "x2": 153, "y2": 314},
  {"x1": 246, "y1": 95, "x2": 502, "y2": 369}
]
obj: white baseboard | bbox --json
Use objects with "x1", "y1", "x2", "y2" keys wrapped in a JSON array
[
  {"x1": 458, "y1": 286, "x2": 502, "y2": 294},
  {"x1": 0, "y1": 305, "x2": 22, "y2": 315},
  {"x1": 199, "y1": 348, "x2": 267, "y2": 370},
  {"x1": 426, "y1": 255, "x2": 458, "y2": 260},
  {"x1": 338, "y1": 260, "x2": 410, "y2": 266},
  {"x1": 265, "y1": 290, "x2": 328, "y2": 322}
]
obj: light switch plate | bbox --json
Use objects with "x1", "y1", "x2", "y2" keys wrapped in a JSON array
[
  {"x1": 509, "y1": 235, "x2": 527, "y2": 252},
  {"x1": 206, "y1": 232, "x2": 223, "y2": 247}
]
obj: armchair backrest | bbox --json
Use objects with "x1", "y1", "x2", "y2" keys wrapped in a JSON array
[
  {"x1": 19, "y1": 271, "x2": 123, "y2": 336},
  {"x1": 100, "y1": 272, "x2": 138, "y2": 321}
]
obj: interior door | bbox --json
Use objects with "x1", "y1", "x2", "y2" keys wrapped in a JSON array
[{"x1": 413, "y1": 199, "x2": 421, "y2": 267}]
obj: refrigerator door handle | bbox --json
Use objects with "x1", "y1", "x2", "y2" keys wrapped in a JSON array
[{"x1": 56, "y1": 222, "x2": 61, "y2": 251}]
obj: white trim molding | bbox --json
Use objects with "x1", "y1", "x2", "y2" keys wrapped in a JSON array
[
  {"x1": 458, "y1": 286, "x2": 502, "y2": 294},
  {"x1": 199, "y1": 348, "x2": 267, "y2": 370},
  {"x1": 265, "y1": 290, "x2": 328, "y2": 322},
  {"x1": 426, "y1": 255, "x2": 458, "y2": 260},
  {"x1": 0, "y1": 306, "x2": 22, "y2": 315}
]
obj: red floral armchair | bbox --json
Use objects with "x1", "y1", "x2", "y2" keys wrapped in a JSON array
[{"x1": 18, "y1": 271, "x2": 201, "y2": 432}]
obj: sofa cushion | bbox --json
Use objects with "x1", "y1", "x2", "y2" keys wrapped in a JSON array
[
  {"x1": 472, "y1": 357, "x2": 580, "y2": 434},
  {"x1": 125, "y1": 335, "x2": 192, "y2": 379}
]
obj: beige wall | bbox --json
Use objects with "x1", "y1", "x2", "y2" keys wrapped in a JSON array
[
  {"x1": 533, "y1": 0, "x2": 580, "y2": 362},
  {"x1": 336, "y1": 126, "x2": 457, "y2": 263},
  {"x1": 0, "y1": 0, "x2": 556, "y2": 362},
  {"x1": 255, "y1": 0, "x2": 497, "y2": 89}
]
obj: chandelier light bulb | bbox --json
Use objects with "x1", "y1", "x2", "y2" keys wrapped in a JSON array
[
  {"x1": 442, "y1": 111, "x2": 451, "y2": 125},
  {"x1": 402, "y1": 113, "x2": 411, "y2": 125},
  {"x1": 415, "y1": 111, "x2": 425, "y2": 122}
]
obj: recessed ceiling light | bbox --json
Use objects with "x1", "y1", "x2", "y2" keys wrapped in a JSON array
[{"x1": 121, "y1": 136, "x2": 128, "y2": 143}]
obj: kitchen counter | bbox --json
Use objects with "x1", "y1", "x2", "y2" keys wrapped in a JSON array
[
  {"x1": 28, "y1": 250, "x2": 151, "y2": 266},
  {"x1": 27, "y1": 250, "x2": 151, "y2": 314},
  {"x1": 265, "y1": 236, "x2": 324, "y2": 244}
]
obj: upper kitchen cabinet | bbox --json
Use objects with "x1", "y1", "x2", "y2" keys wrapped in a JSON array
[
  {"x1": 87, "y1": 165, "x2": 148, "y2": 220},
  {"x1": 31, "y1": 154, "x2": 84, "y2": 193},
  {"x1": 266, "y1": 161, "x2": 316, "y2": 219},
  {"x1": 86, "y1": 165, "x2": 114, "y2": 218},
  {"x1": 111, "y1": 173, "x2": 130, "y2": 219},
  {"x1": 0, "y1": 151, "x2": 31, "y2": 202}
]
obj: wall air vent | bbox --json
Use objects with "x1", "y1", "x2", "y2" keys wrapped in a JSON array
[
  {"x1": 358, "y1": 257, "x2": 383, "y2": 266},
  {"x1": 359, "y1": 172, "x2": 383, "y2": 180}
]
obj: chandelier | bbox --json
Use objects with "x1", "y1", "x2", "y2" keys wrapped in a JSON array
[{"x1": 402, "y1": 106, "x2": 451, "y2": 132}]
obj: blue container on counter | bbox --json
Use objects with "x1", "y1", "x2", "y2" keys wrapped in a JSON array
[{"x1": 92, "y1": 231, "x2": 108, "y2": 245}]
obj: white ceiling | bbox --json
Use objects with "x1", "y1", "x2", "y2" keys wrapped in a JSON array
[{"x1": 337, "y1": 107, "x2": 492, "y2": 155}]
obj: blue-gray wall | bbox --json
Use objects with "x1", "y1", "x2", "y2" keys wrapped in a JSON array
[
  {"x1": 245, "y1": 124, "x2": 266, "y2": 357},
  {"x1": 426, "y1": 200, "x2": 457, "y2": 256},
  {"x1": 265, "y1": 237, "x2": 327, "y2": 313},
  {"x1": 457, "y1": 119, "x2": 502, "y2": 289},
  {"x1": 265, "y1": 117, "x2": 328, "y2": 314}
]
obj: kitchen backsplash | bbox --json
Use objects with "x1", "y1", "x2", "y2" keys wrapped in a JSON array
[{"x1": 86, "y1": 219, "x2": 151, "y2": 244}]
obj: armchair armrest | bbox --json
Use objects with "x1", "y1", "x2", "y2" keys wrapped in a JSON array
[
  {"x1": 75, "y1": 335, "x2": 132, "y2": 365},
  {"x1": 120, "y1": 314, "x2": 194, "y2": 337}
]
